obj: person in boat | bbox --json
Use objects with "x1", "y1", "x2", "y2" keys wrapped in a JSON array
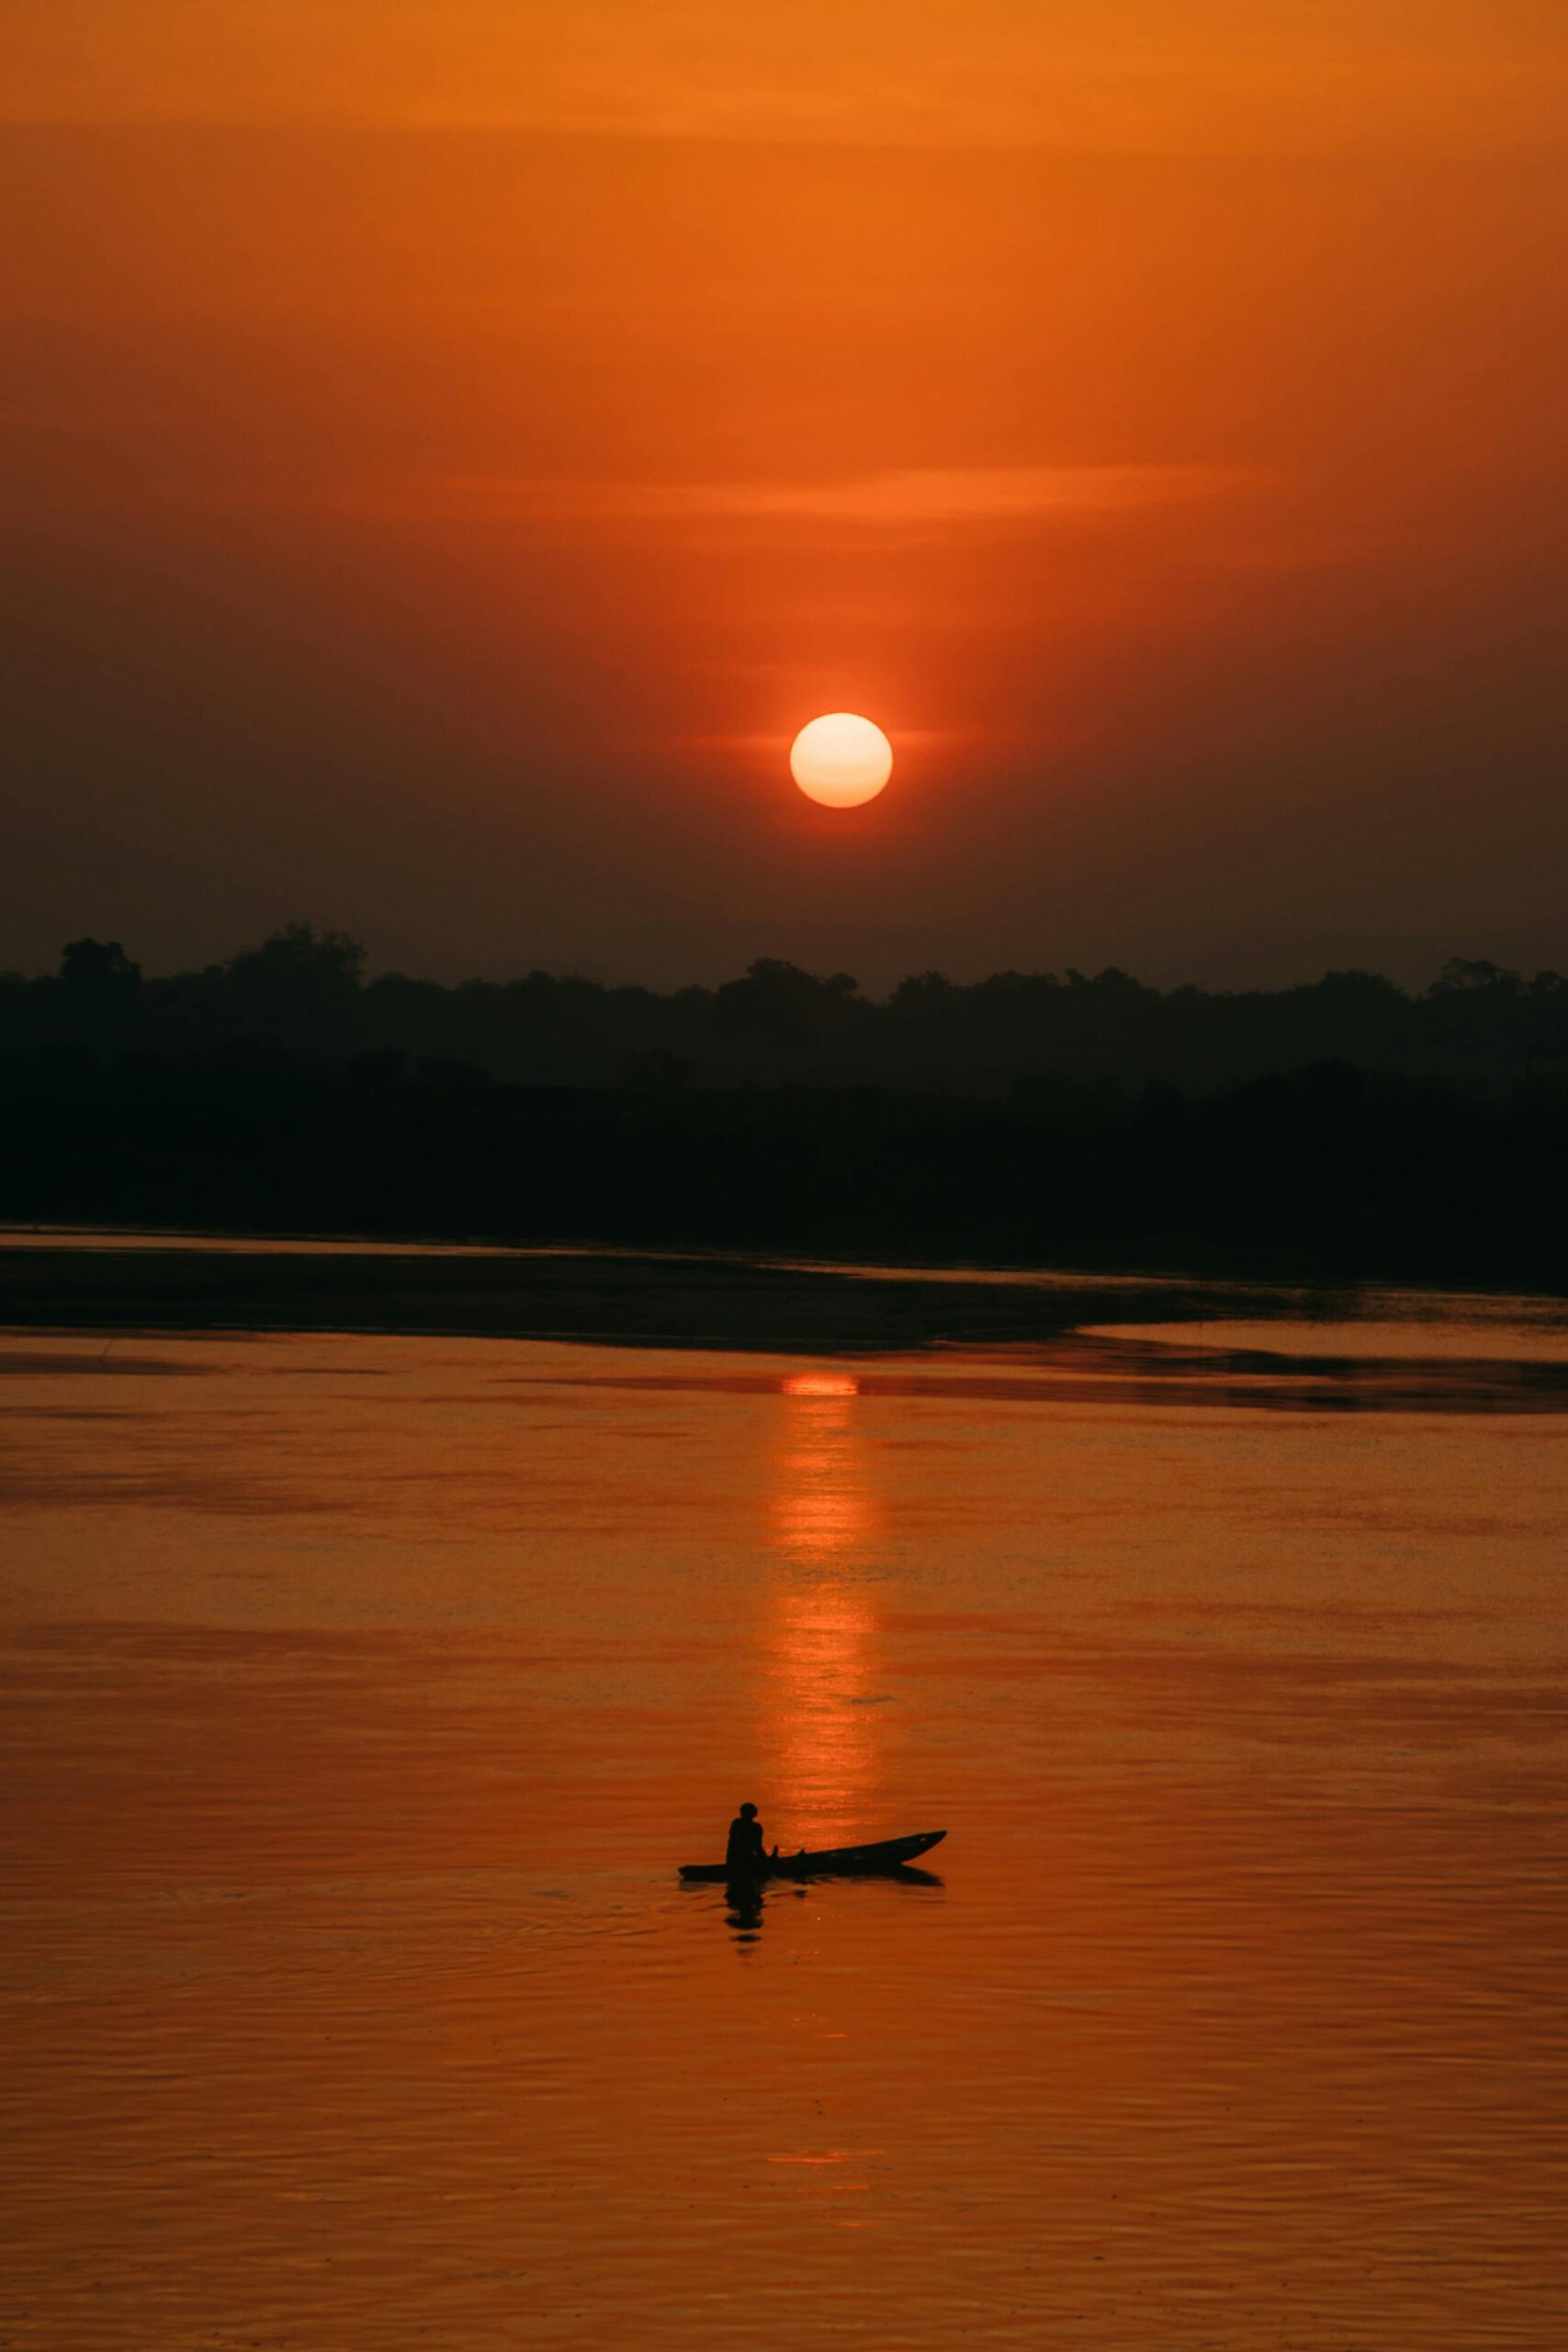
[{"x1": 726, "y1": 1802, "x2": 776, "y2": 1877}]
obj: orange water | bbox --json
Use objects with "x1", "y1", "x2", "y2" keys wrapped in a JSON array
[{"x1": 4, "y1": 1320, "x2": 1567, "y2": 2347}]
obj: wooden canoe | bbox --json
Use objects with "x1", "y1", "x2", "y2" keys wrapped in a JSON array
[{"x1": 678, "y1": 1830, "x2": 945, "y2": 1883}]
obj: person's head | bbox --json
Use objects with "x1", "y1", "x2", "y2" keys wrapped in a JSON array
[{"x1": 738, "y1": 1802, "x2": 757, "y2": 1820}]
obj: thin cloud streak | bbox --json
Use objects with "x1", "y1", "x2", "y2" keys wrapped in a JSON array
[{"x1": 394, "y1": 463, "x2": 1270, "y2": 532}]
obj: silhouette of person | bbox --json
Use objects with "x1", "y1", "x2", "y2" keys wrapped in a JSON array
[{"x1": 726, "y1": 1801, "x2": 774, "y2": 1878}]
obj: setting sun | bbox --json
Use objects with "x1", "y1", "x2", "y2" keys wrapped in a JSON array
[{"x1": 789, "y1": 714, "x2": 893, "y2": 808}]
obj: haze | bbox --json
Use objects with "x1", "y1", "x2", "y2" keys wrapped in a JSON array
[{"x1": 3, "y1": 2, "x2": 1565, "y2": 987}]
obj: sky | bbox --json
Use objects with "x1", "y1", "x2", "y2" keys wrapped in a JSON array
[{"x1": 3, "y1": 3, "x2": 1565, "y2": 989}]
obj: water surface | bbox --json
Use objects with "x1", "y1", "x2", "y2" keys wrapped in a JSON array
[{"x1": 4, "y1": 1298, "x2": 1567, "y2": 2346}]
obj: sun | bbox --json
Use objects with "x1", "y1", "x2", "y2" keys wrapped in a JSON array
[{"x1": 789, "y1": 713, "x2": 893, "y2": 808}]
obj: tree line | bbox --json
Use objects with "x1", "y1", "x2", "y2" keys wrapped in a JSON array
[
  {"x1": 3, "y1": 925, "x2": 1565, "y2": 1285},
  {"x1": 6, "y1": 924, "x2": 1568, "y2": 1093}
]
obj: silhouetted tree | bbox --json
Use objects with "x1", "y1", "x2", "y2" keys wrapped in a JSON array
[
  {"x1": 713, "y1": 960, "x2": 865, "y2": 1062},
  {"x1": 222, "y1": 923, "x2": 365, "y2": 1048},
  {"x1": 6, "y1": 933, "x2": 1568, "y2": 1101},
  {"x1": 57, "y1": 937, "x2": 141, "y2": 1037}
]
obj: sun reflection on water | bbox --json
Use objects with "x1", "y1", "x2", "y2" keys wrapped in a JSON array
[{"x1": 767, "y1": 1375, "x2": 885, "y2": 1838}]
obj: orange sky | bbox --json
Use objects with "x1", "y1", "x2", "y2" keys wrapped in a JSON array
[{"x1": 3, "y1": 4, "x2": 1565, "y2": 983}]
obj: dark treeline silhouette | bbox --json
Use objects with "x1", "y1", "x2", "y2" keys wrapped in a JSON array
[
  {"x1": 4, "y1": 928, "x2": 1566, "y2": 1284},
  {"x1": 7, "y1": 924, "x2": 1568, "y2": 1092}
]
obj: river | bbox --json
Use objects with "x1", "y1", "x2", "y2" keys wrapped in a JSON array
[{"x1": 4, "y1": 1273, "x2": 1567, "y2": 2346}]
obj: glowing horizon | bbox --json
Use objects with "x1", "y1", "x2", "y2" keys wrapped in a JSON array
[{"x1": 1, "y1": 5, "x2": 1563, "y2": 987}]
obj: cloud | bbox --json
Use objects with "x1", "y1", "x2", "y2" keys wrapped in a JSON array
[{"x1": 400, "y1": 463, "x2": 1268, "y2": 533}]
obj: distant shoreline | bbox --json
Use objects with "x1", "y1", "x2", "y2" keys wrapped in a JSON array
[
  {"x1": 3, "y1": 1229, "x2": 1564, "y2": 1360},
  {"x1": 7, "y1": 1047, "x2": 1565, "y2": 1301},
  {"x1": 0, "y1": 1234, "x2": 1250, "y2": 1355}
]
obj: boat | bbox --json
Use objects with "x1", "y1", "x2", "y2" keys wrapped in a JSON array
[{"x1": 678, "y1": 1830, "x2": 945, "y2": 1883}]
